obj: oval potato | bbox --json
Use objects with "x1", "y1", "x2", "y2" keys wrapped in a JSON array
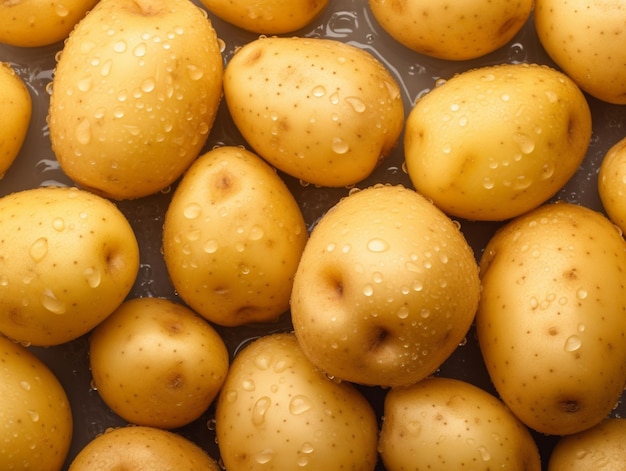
[
  {"x1": 291, "y1": 184, "x2": 480, "y2": 387},
  {"x1": 198, "y1": 0, "x2": 329, "y2": 34},
  {"x1": 224, "y1": 36, "x2": 404, "y2": 187},
  {"x1": 0, "y1": 334, "x2": 73, "y2": 471},
  {"x1": 477, "y1": 202, "x2": 626, "y2": 435},
  {"x1": 0, "y1": 186, "x2": 140, "y2": 346},
  {"x1": 369, "y1": 0, "x2": 533, "y2": 60},
  {"x1": 379, "y1": 377, "x2": 541, "y2": 471},
  {"x1": 89, "y1": 297, "x2": 229, "y2": 429},
  {"x1": 162, "y1": 146, "x2": 308, "y2": 326},
  {"x1": 0, "y1": 62, "x2": 31, "y2": 178},
  {"x1": 404, "y1": 63, "x2": 592, "y2": 221},
  {"x1": 48, "y1": 0, "x2": 223, "y2": 199},
  {"x1": 598, "y1": 135, "x2": 626, "y2": 233}
]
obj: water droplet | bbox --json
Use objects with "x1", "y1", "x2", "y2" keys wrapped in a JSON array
[
  {"x1": 478, "y1": 446, "x2": 491, "y2": 461},
  {"x1": 254, "y1": 355, "x2": 270, "y2": 370},
  {"x1": 564, "y1": 335, "x2": 582, "y2": 352},
  {"x1": 513, "y1": 133, "x2": 535, "y2": 154},
  {"x1": 249, "y1": 226, "x2": 264, "y2": 241},
  {"x1": 51, "y1": 217, "x2": 65, "y2": 232},
  {"x1": 54, "y1": 3, "x2": 69, "y2": 17},
  {"x1": 141, "y1": 78, "x2": 155, "y2": 93},
  {"x1": 187, "y1": 64, "x2": 204, "y2": 80},
  {"x1": 101, "y1": 59, "x2": 113, "y2": 77},
  {"x1": 576, "y1": 289, "x2": 588, "y2": 300},
  {"x1": 367, "y1": 238, "x2": 389, "y2": 253},
  {"x1": 252, "y1": 396, "x2": 271, "y2": 426},
  {"x1": 420, "y1": 309, "x2": 430, "y2": 319},
  {"x1": 345, "y1": 96, "x2": 366, "y2": 113},
  {"x1": 113, "y1": 40, "x2": 127, "y2": 53},
  {"x1": 132, "y1": 43, "x2": 147, "y2": 57},
  {"x1": 255, "y1": 449, "x2": 275, "y2": 464},
  {"x1": 41, "y1": 289, "x2": 66, "y2": 315},
  {"x1": 545, "y1": 90, "x2": 558, "y2": 103},
  {"x1": 397, "y1": 306, "x2": 409, "y2": 319},
  {"x1": 329, "y1": 91, "x2": 340, "y2": 104},
  {"x1": 405, "y1": 421, "x2": 422, "y2": 436},
  {"x1": 75, "y1": 119, "x2": 92, "y2": 145},
  {"x1": 78, "y1": 76, "x2": 92, "y2": 92},
  {"x1": 29, "y1": 237, "x2": 48, "y2": 262},
  {"x1": 363, "y1": 284, "x2": 374, "y2": 296},
  {"x1": 225, "y1": 390, "x2": 238, "y2": 403},
  {"x1": 203, "y1": 239, "x2": 218, "y2": 254},
  {"x1": 183, "y1": 202, "x2": 202, "y2": 219},
  {"x1": 27, "y1": 410, "x2": 40, "y2": 422},
  {"x1": 331, "y1": 137, "x2": 349, "y2": 154},
  {"x1": 482, "y1": 177, "x2": 495, "y2": 190},
  {"x1": 289, "y1": 395, "x2": 313, "y2": 415},
  {"x1": 242, "y1": 379, "x2": 256, "y2": 391},
  {"x1": 20, "y1": 380, "x2": 31, "y2": 391},
  {"x1": 84, "y1": 267, "x2": 101, "y2": 288}
]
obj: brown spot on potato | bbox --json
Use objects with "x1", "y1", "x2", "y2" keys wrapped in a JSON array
[{"x1": 558, "y1": 399, "x2": 580, "y2": 413}]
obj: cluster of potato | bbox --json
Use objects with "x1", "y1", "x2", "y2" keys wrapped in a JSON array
[{"x1": 1, "y1": 0, "x2": 626, "y2": 470}]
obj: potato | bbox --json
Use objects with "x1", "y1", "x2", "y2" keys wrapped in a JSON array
[
  {"x1": 476, "y1": 202, "x2": 626, "y2": 435},
  {"x1": 89, "y1": 297, "x2": 229, "y2": 429},
  {"x1": 535, "y1": 0, "x2": 626, "y2": 105},
  {"x1": 162, "y1": 146, "x2": 307, "y2": 326},
  {"x1": 598, "y1": 136, "x2": 626, "y2": 233},
  {"x1": 291, "y1": 184, "x2": 480, "y2": 387},
  {"x1": 48, "y1": 0, "x2": 223, "y2": 200},
  {"x1": 0, "y1": 62, "x2": 31, "y2": 178},
  {"x1": 0, "y1": 186, "x2": 140, "y2": 346},
  {"x1": 379, "y1": 377, "x2": 541, "y2": 471},
  {"x1": 215, "y1": 332, "x2": 378, "y2": 471},
  {"x1": 0, "y1": 0, "x2": 98, "y2": 47},
  {"x1": 68, "y1": 425, "x2": 220, "y2": 471},
  {"x1": 369, "y1": 0, "x2": 533, "y2": 60},
  {"x1": 198, "y1": 0, "x2": 329, "y2": 34},
  {"x1": 223, "y1": 36, "x2": 404, "y2": 187},
  {"x1": 404, "y1": 63, "x2": 592, "y2": 221},
  {"x1": 548, "y1": 418, "x2": 626, "y2": 470},
  {"x1": 0, "y1": 334, "x2": 73, "y2": 471}
]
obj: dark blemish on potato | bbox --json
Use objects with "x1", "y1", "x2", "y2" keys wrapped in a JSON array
[{"x1": 558, "y1": 399, "x2": 580, "y2": 413}]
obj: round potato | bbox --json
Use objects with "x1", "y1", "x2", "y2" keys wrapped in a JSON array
[
  {"x1": 369, "y1": 0, "x2": 533, "y2": 60},
  {"x1": 477, "y1": 202, "x2": 626, "y2": 435},
  {"x1": 535, "y1": 0, "x2": 626, "y2": 104},
  {"x1": 548, "y1": 418, "x2": 626, "y2": 470},
  {"x1": 291, "y1": 184, "x2": 480, "y2": 387},
  {"x1": 68, "y1": 425, "x2": 220, "y2": 471},
  {"x1": 598, "y1": 135, "x2": 626, "y2": 233},
  {"x1": 215, "y1": 332, "x2": 379, "y2": 471},
  {"x1": 0, "y1": 62, "x2": 31, "y2": 178},
  {"x1": 0, "y1": 186, "x2": 140, "y2": 346},
  {"x1": 48, "y1": 0, "x2": 223, "y2": 199},
  {"x1": 404, "y1": 63, "x2": 592, "y2": 221},
  {"x1": 379, "y1": 377, "x2": 541, "y2": 471},
  {"x1": 89, "y1": 297, "x2": 229, "y2": 429},
  {"x1": 199, "y1": 0, "x2": 329, "y2": 34},
  {"x1": 0, "y1": 334, "x2": 73, "y2": 471},
  {"x1": 162, "y1": 146, "x2": 308, "y2": 326},
  {"x1": 0, "y1": 0, "x2": 98, "y2": 47},
  {"x1": 224, "y1": 36, "x2": 404, "y2": 187}
]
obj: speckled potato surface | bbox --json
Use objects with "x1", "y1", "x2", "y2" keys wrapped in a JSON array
[
  {"x1": 215, "y1": 332, "x2": 379, "y2": 471},
  {"x1": 224, "y1": 36, "x2": 404, "y2": 187},
  {"x1": 404, "y1": 63, "x2": 592, "y2": 221},
  {"x1": 0, "y1": 0, "x2": 98, "y2": 47},
  {"x1": 48, "y1": 0, "x2": 223, "y2": 199},
  {"x1": 379, "y1": 377, "x2": 541, "y2": 471},
  {"x1": 198, "y1": 0, "x2": 329, "y2": 34},
  {"x1": 598, "y1": 135, "x2": 626, "y2": 234},
  {"x1": 369, "y1": 0, "x2": 533, "y2": 60},
  {"x1": 68, "y1": 425, "x2": 220, "y2": 471},
  {"x1": 535, "y1": 0, "x2": 626, "y2": 104},
  {"x1": 162, "y1": 146, "x2": 308, "y2": 326},
  {"x1": 0, "y1": 62, "x2": 32, "y2": 178},
  {"x1": 477, "y1": 202, "x2": 626, "y2": 435},
  {"x1": 0, "y1": 186, "x2": 140, "y2": 346},
  {"x1": 291, "y1": 184, "x2": 480, "y2": 387},
  {"x1": 89, "y1": 297, "x2": 229, "y2": 429},
  {"x1": 0, "y1": 335, "x2": 73, "y2": 471}
]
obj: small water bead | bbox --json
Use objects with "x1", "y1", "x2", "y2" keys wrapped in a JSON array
[
  {"x1": 141, "y1": 78, "x2": 156, "y2": 93},
  {"x1": 77, "y1": 76, "x2": 92, "y2": 92},
  {"x1": 20, "y1": 380, "x2": 31, "y2": 391},
  {"x1": 84, "y1": 267, "x2": 102, "y2": 288},
  {"x1": 331, "y1": 137, "x2": 349, "y2": 154},
  {"x1": 545, "y1": 90, "x2": 559, "y2": 103},
  {"x1": 345, "y1": 96, "x2": 366, "y2": 113},
  {"x1": 113, "y1": 40, "x2": 127, "y2": 53},
  {"x1": 27, "y1": 410, "x2": 40, "y2": 423},
  {"x1": 255, "y1": 449, "x2": 275, "y2": 465},
  {"x1": 289, "y1": 395, "x2": 313, "y2": 415},
  {"x1": 363, "y1": 284, "x2": 374, "y2": 296},
  {"x1": 367, "y1": 238, "x2": 389, "y2": 253},
  {"x1": 187, "y1": 64, "x2": 204, "y2": 80},
  {"x1": 564, "y1": 335, "x2": 582, "y2": 352},
  {"x1": 183, "y1": 202, "x2": 202, "y2": 219},
  {"x1": 576, "y1": 289, "x2": 588, "y2": 300},
  {"x1": 478, "y1": 446, "x2": 491, "y2": 461},
  {"x1": 513, "y1": 133, "x2": 535, "y2": 154},
  {"x1": 252, "y1": 396, "x2": 271, "y2": 426},
  {"x1": 312, "y1": 85, "x2": 326, "y2": 97},
  {"x1": 75, "y1": 119, "x2": 92, "y2": 145},
  {"x1": 41, "y1": 289, "x2": 66, "y2": 315},
  {"x1": 329, "y1": 91, "x2": 340, "y2": 105},
  {"x1": 241, "y1": 379, "x2": 256, "y2": 391},
  {"x1": 29, "y1": 237, "x2": 48, "y2": 262},
  {"x1": 101, "y1": 59, "x2": 113, "y2": 77}
]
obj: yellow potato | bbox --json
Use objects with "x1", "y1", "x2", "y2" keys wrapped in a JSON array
[
  {"x1": 0, "y1": 61, "x2": 31, "y2": 178},
  {"x1": 0, "y1": 334, "x2": 73, "y2": 471},
  {"x1": 224, "y1": 36, "x2": 404, "y2": 187},
  {"x1": 291, "y1": 184, "x2": 480, "y2": 387},
  {"x1": 215, "y1": 332, "x2": 379, "y2": 471},
  {"x1": 68, "y1": 425, "x2": 220, "y2": 471},
  {"x1": 48, "y1": 0, "x2": 223, "y2": 200},
  {"x1": 0, "y1": 0, "x2": 98, "y2": 47},
  {"x1": 162, "y1": 146, "x2": 307, "y2": 326},
  {"x1": 477, "y1": 202, "x2": 626, "y2": 435},
  {"x1": 369, "y1": 0, "x2": 533, "y2": 60},
  {"x1": 199, "y1": 0, "x2": 329, "y2": 34},
  {"x1": 598, "y1": 136, "x2": 626, "y2": 233},
  {"x1": 535, "y1": 0, "x2": 626, "y2": 104},
  {"x1": 548, "y1": 418, "x2": 626, "y2": 470},
  {"x1": 89, "y1": 297, "x2": 229, "y2": 429},
  {"x1": 379, "y1": 377, "x2": 541, "y2": 471},
  {"x1": 404, "y1": 63, "x2": 592, "y2": 221},
  {"x1": 0, "y1": 186, "x2": 140, "y2": 346}
]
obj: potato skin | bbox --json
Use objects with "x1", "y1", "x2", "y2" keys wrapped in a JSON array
[
  {"x1": 0, "y1": 186, "x2": 140, "y2": 346},
  {"x1": 379, "y1": 377, "x2": 541, "y2": 471},
  {"x1": 548, "y1": 418, "x2": 626, "y2": 470},
  {"x1": 162, "y1": 146, "x2": 307, "y2": 326},
  {"x1": 0, "y1": 335, "x2": 73, "y2": 471},
  {"x1": 369, "y1": 0, "x2": 533, "y2": 60},
  {"x1": 598, "y1": 136, "x2": 626, "y2": 234},
  {"x1": 215, "y1": 332, "x2": 378, "y2": 471},
  {"x1": 477, "y1": 202, "x2": 626, "y2": 435},
  {"x1": 89, "y1": 297, "x2": 229, "y2": 429},
  {"x1": 0, "y1": 62, "x2": 31, "y2": 178},
  {"x1": 404, "y1": 63, "x2": 591, "y2": 221},
  {"x1": 224, "y1": 36, "x2": 404, "y2": 187}
]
